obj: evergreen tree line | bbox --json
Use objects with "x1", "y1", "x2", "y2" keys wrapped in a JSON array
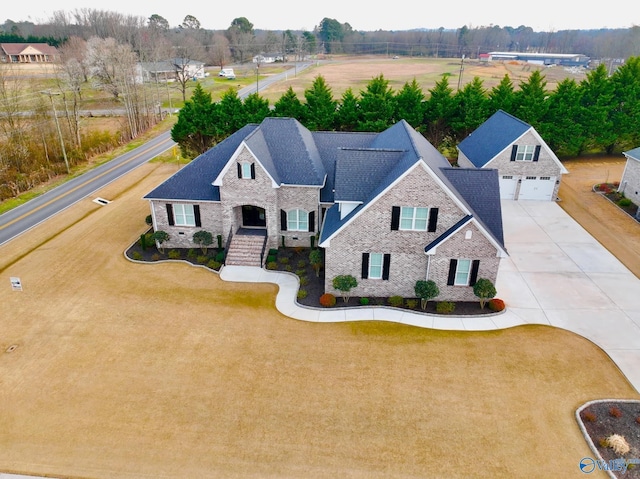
[{"x1": 172, "y1": 57, "x2": 640, "y2": 159}]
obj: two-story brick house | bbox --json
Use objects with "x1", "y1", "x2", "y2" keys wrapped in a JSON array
[
  {"x1": 457, "y1": 110, "x2": 568, "y2": 201},
  {"x1": 144, "y1": 117, "x2": 507, "y2": 302}
]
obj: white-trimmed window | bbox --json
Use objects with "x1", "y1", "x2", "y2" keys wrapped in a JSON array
[
  {"x1": 368, "y1": 253, "x2": 384, "y2": 279},
  {"x1": 174, "y1": 204, "x2": 196, "y2": 226},
  {"x1": 287, "y1": 209, "x2": 309, "y2": 231},
  {"x1": 400, "y1": 206, "x2": 429, "y2": 231},
  {"x1": 454, "y1": 259, "x2": 472, "y2": 286},
  {"x1": 515, "y1": 145, "x2": 536, "y2": 161},
  {"x1": 241, "y1": 162, "x2": 253, "y2": 179}
]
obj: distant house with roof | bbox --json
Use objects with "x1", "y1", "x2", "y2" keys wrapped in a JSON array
[
  {"x1": 619, "y1": 147, "x2": 640, "y2": 218},
  {"x1": 0, "y1": 43, "x2": 58, "y2": 63},
  {"x1": 139, "y1": 58, "x2": 205, "y2": 82},
  {"x1": 144, "y1": 117, "x2": 507, "y2": 301},
  {"x1": 457, "y1": 110, "x2": 568, "y2": 201}
]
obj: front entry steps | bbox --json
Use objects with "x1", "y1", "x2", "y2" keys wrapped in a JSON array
[{"x1": 225, "y1": 230, "x2": 267, "y2": 267}]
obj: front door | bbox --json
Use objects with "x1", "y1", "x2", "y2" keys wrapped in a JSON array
[{"x1": 242, "y1": 205, "x2": 266, "y2": 228}]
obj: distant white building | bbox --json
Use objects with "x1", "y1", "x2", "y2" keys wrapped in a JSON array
[
  {"x1": 252, "y1": 53, "x2": 285, "y2": 64},
  {"x1": 486, "y1": 52, "x2": 590, "y2": 67}
]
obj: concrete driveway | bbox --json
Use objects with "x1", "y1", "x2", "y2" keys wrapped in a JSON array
[{"x1": 222, "y1": 199, "x2": 640, "y2": 392}]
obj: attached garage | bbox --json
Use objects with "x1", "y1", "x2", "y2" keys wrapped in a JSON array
[
  {"x1": 517, "y1": 176, "x2": 556, "y2": 201},
  {"x1": 499, "y1": 175, "x2": 518, "y2": 200}
]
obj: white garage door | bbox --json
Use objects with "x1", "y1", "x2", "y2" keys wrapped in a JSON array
[
  {"x1": 499, "y1": 175, "x2": 518, "y2": 200},
  {"x1": 518, "y1": 176, "x2": 556, "y2": 201},
  {"x1": 500, "y1": 176, "x2": 518, "y2": 200}
]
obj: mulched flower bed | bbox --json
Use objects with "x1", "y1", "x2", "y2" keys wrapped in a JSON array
[
  {"x1": 269, "y1": 247, "x2": 499, "y2": 315},
  {"x1": 595, "y1": 183, "x2": 640, "y2": 221},
  {"x1": 577, "y1": 400, "x2": 640, "y2": 478}
]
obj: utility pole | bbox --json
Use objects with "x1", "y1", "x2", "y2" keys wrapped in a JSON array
[
  {"x1": 457, "y1": 54, "x2": 465, "y2": 91},
  {"x1": 41, "y1": 90, "x2": 70, "y2": 174}
]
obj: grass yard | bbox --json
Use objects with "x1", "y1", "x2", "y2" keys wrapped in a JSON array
[{"x1": 0, "y1": 161, "x2": 636, "y2": 478}]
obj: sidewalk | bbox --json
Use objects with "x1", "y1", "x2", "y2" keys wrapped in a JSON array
[{"x1": 221, "y1": 200, "x2": 640, "y2": 392}]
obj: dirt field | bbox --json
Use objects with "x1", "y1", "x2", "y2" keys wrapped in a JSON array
[
  {"x1": 0, "y1": 161, "x2": 636, "y2": 479},
  {"x1": 259, "y1": 56, "x2": 586, "y2": 103},
  {"x1": 558, "y1": 156, "x2": 640, "y2": 278}
]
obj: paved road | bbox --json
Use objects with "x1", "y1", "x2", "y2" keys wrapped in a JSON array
[
  {"x1": 0, "y1": 63, "x2": 312, "y2": 247},
  {"x1": 0, "y1": 131, "x2": 175, "y2": 246}
]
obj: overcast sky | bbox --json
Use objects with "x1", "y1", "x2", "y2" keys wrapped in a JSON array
[{"x1": 4, "y1": 0, "x2": 636, "y2": 32}]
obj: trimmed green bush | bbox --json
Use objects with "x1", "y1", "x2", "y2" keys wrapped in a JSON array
[
  {"x1": 436, "y1": 301, "x2": 456, "y2": 314},
  {"x1": 268, "y1": 248, "x2": 279, "y2": 256},
  {"x1": 295, "y1": 268, "x2": 307, "y2": 277},
  {"x1": 267, "y1": 255, "x2": 276, "y2": 263},
  {"x1": 297, "y1": 260, "x2": 307, "y2": 268},
  {"x1": 197, "y1": 255, "x2": 209, "y2": 264},
  {"x1": 266, "y1": 261, "x2": 278, "y2": 270},
  {"x1": 618, "y1": 198, "x2": 632, "y2": 207},
  {"x1": 279, "y1": 257, "x2": 289, "y2": 264},
  {"x1": 297, "y1": 289, "x2": 308, "y2": 300},
  {"x1": 387, "y1": 295, "x2": 404, "y2": 307},
  {"x1": 359, "y1": 297, "x2": 370, "y2": 306},
  {"x1": 299, "y1": 276, "x2": 309, "y2": 286},
  {"x1": 207, "y1": 259, "x2": 222, "y2": 270},
  {"x1": 215, "y1": 250, "x2": 225, "y2": 262},
  {"x1": 168, "y1": 249, "x2": 181, "y2": 259},
  {"x1": 405, "y1": 299, "x2": 418, "y2": 309},
  {"x1": 187, "y1": 248, "x2": 198, "y2": 259},
  {"x1": 132, "y1": 251, "x2": 143, "y2": 260}
]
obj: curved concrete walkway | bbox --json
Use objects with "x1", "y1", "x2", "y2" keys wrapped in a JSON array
[{"x1": 221, "y1": 200, "x2": 640, "y2": 393}]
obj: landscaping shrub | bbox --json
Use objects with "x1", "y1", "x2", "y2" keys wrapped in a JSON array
[
  {"x1": 267, "y1": 255, "x2": 276, "y2": 263},
  {"x1": 582, "y1": 410, "x2": 597, "y2": 422},
  {"x1": 618, "y1": 198, "x2": 632, "y2": 207},
  {"x1": 279, "y1": 257, "x2": 289, "y2": 264},
  {"x1": 207, "y1": 260, "x2": 221, "y2": 270},
  {"x1": 319, "y1": 293, "x2": 337, "y2": 307},
  {"x1": 606, "y1": 434, "x2": 630, "y2": 456},
  {"x1": 610, "y1": 406, "x2": 623, "y2": 418},
  {"x1": 132, "y1": 251, "x2": 143, "y2": 260},
  {"x1": 332, "y1": 275, "x2": 357, "y2": 302},
  {"x1": 297, "y1": 289, "x2": 308, "y2": 300},
  {"x1": 215, "y1": 250, "x2": 225, "y2": 262},
  {"x1": 151, "y1": 253, "x2": 161, "y2": 261},
  {"x1": 297, "y1": 260, "x2": 307, "y2": 268},
  {"x1": 266, "y1": 261, "x2": 278, "y2": 270},
  {"x1": 405, "y1": 299, "x2": 418, "y2": 309},
  {"x1": 488, "y1": 298, "x2": 506, "y2": 312},
  {"x1": 284, "y1": 265, "x2": 293, "y2": 272},
  {"x1": 473, "y1": 278, "x2": 497, "y2": 309},
  {"x1": 197, "y1": 255, "x2": 209, "y2": 264},
  {"x1": 187, "y1": 248, "x2": 197, "y2": 259},
  {"x1": 299, "y1": 276, "x2": 309, "y2": 286},
  {"x1": 436, "y1": 301, "x2": 456, "y2": 314},
  {"x1": 268, "y1": 248, "x2": 278, "y2": 256},
  {"x1": 359, "y1": 297, "x2": 370, "y2": 306},
  {"x1": 145, "y1": 214, "x2": 153, "y2": 226},
  {"x1": 387, "y1": 295, "x2": 404, "y2": 307},
  {"x1": 295, "y1": 268, "x2": 307, "y2": 277},
  {"x1": 168, "y1": 249, "x2": 181, "y2": 259}
]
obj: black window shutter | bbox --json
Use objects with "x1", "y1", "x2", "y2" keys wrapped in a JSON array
[
  {"x1": 194, "y1": 205, "x2": 201, "y2": 227},
  {"x1": 280, "y1": 209, "x2": 287, "y2": 231},
  {"x1": 428, "y1": 208, "x2": 439, "y2": 232},
  {"x1": 533, "y1": 145, "x2": 541, "y2": 162},
  {"x1": 382, "y1": 254, "x2": 391, "y2": 280},
  {"x1": 510, "y1": 145, "x2": 518, "y2": 161},
  {"x1": 447, "y1": 259, "x2": 457, "y2": 286},
  {"x1": 361, "y1": 253, "x2": 369, "y2": 279},
  {"x1": 469, "y1": 260, "x2": 480, "y2": 286},
  {"x1": 391, "y1": 206, "x2": 400, "y2": 230},
  {"x1": 250, "y1": 163, "x2": 256, "y2": 179},
  {"x1": 309, "y1": 211, "x2": 315, "y2": 232},
  {"x1": 237, "y1": 163, "x2": 242, "y2": 178},
  {"x1": 166, "y1": 204, "x2": 174, "y2": 226}
]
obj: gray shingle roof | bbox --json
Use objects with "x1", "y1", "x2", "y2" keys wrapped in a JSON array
[
  {"x1": 334, "y1": 149, "x2": 405, "y2": 202},
  {"x1": 143, "y1": 124, "x2": 258, "y2": 201},
  {"x1": 624, "y1": 147, "x2": 640, "y2": 162},
  {"x1": 457, "y1": 110, "x2": 531, "y2": 168}
]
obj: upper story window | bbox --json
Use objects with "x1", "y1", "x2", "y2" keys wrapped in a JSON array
[
  {"x1": 511, "y1": 144, "x2": 541, "y2": 162},
  {"x1": 391, "y1": 206, "x2": 438, "y2": 232},
  {"x1": 400, "y1": 206, "x2": 428, "y2": 231},
  {"x1": 237, "y1": 162, "x2": 256, "y2": 179},
  {"x1": 287, "y1": 209, "x2": 309, "y2": 231}
]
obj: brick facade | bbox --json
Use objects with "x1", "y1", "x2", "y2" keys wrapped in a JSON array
[
  {"x1": 323, "y1": 164, "x2": 501, "y2": 300},
  {"x1": 620, "y1": 158, "x2": 640, "y2": 206}
]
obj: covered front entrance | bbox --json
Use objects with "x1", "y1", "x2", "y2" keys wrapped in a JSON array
[{"x1": 241, "y1": 205, "x2": 266, "y2": 228}]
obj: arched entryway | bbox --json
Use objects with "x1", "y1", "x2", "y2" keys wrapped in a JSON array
[{"x1": 241, "y1": 205, "x2": 266, "y2": 228}]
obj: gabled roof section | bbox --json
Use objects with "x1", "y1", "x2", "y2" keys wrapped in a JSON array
[
  {"x1": 144, "y1": 124, "x2": 258, "y2": 201},
  {"x1": 624, "y1": 147, "x2": 640, "y2": 162},
  {"x1": 244, "y1": 117, "x2": 326, "y2": 186},
  {"x1": 334, "y1": 149, "x2": 405, "y2": 202},
  {"x1": 312, "y1": 131, "x2": 377, "y2": 202},
  {"x1": 440, "y1": 168, "x2": 505, "y2": 249},
  {"x1": 457, "y1": 110, "x2": 531, "y2": 168},
  {"x1": 424, "y1": 215, "x2": 473, "y2": 253}
]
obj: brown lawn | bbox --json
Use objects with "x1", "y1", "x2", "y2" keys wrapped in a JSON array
[
  {"x1": 0, "y1": 162, "x2": 636, "y2": 479},
  {"x1": 259, "y1": 55, "x2": 586, "y2": 103}
]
